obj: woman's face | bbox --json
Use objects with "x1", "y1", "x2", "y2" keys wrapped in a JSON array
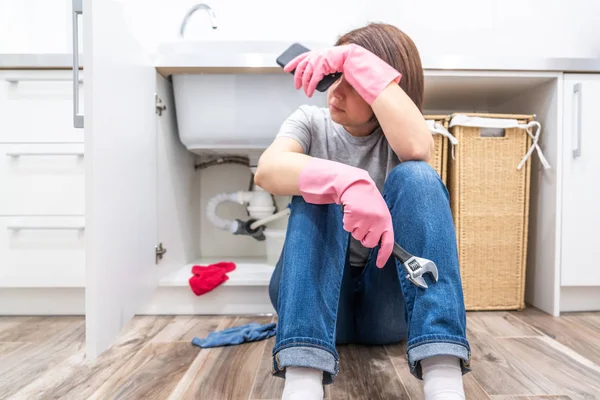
[{"x1": 327, "y1": 76, "x2": 378, "y2": 135}]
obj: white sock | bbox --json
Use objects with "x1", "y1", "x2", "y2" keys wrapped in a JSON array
[
  {"x1": 421, "y1": 355, "x2": 465, "y2": 400},
  {"x1": 282, "y1": 367, "x2": 324, "y2": 400}
]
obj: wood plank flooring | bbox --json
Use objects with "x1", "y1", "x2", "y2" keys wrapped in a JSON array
[{"x1": 1, "y1": 308, "x2": 599, "y2": 399}]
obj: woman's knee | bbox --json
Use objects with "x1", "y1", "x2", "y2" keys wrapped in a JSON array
[
  {"x1": 289, "y1": 195, "x2": 340, "y2": 219},
  {"x1": 287, "y1": 195, "x2": 346, "y2": 247},
  {"x1": 383, "y1": 161, "x2": 447, "y2": 201}
]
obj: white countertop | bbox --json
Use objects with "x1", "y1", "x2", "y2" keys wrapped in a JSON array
[
  {"x1": 420, "y1": 55, "x2": 600, "y2": 72},
  {"x1": 0, "y1": 53, "x2": 80, "y2": 69},
  {"x1": 2, "y1": 52, "x2": 600, "y2": 73}
]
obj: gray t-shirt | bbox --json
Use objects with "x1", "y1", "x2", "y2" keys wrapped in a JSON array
[{"x1": 276, "y1": 105, "x2": 401, "y2": 267}]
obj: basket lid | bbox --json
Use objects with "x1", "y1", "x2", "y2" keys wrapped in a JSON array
[
  {"x1": 450, "y1": 112, "x2": 534, "y2": 123},
  {"x1": 424, "y1": 114, "x2": 450, "y2": 121}
]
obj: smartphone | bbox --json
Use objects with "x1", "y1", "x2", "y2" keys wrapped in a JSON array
[{"x1": 276, "y1": 43, "x2": 341, "y2": 92}]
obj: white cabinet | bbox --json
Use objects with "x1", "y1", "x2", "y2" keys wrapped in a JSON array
[
  {"x1": 561, "y1": 74, "x2": 600, "y2": 287},
  {"x1": 0, "y1": 69, "x2": 85, "y2": 301}
]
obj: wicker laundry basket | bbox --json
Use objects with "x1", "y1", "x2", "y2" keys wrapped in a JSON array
[
  {"x1": 424, "y1": 115, "x2": 455, "y2": 184},
  {"x1": 447, "y1": 113, "x2": 536, "y2": 311}
]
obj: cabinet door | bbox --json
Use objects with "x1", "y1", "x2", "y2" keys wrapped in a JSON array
[
  {"x1": 561, "y1": 74, "x2": 600, "y2": 286},
  {"x1": 83, "y1": 0, "x2": 158, "y2": 359}
]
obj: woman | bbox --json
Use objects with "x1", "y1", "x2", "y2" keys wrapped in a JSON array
[{"x1": 254, "y1": 23, "x2": 471, "y2": 400}]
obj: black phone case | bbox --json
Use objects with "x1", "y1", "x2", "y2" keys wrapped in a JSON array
[{"x1": 276, "y1": 43, "x2": 341, "y2": 92}]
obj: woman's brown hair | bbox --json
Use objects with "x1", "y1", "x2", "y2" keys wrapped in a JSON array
[{"x1": 335, "y1": 23, "x2": 424, "y2": 112}]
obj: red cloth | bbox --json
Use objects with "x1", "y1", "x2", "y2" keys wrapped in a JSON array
[{"x1": 189, "y1": 261, "x2": 236, "y2": 296}]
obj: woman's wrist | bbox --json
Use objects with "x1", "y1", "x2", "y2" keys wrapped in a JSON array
[{"x1": 342, "y1": 44, "x2": 402, "y2": 105}]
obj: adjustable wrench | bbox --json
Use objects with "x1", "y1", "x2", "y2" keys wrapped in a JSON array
[{"x1": 391, "y1": 242, "x2": 439, "y2": 289}]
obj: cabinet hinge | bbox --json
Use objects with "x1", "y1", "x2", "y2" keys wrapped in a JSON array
[
  {"x1": 155, "y1": 93, "x2": 166, "y2": 116},
  {"x1": 155, "y1": 242, "x2": 167, "y2": 264}
]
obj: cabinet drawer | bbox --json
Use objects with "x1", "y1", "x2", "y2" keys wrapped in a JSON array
[
  {"x1": 0, "y1": 216, "x2": 85, "y2": 287},
  {"x1": 0, "y1": 70, "x2": 83, "y2": 143},
  {"x1": 0, "y1": 144, "x2": 84, "y2": 215}
]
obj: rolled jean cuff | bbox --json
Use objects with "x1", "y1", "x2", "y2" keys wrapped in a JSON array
[
  {"x1": 407, "y1": 339, "x2": 471, "y2": 380},
  {"x1": 272, "y1": 344, "x2": 339, "y2": 385}
]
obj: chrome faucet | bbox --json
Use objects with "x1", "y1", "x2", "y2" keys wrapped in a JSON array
[{"x1": 179, "y1": 3, "x2": 218, "y2": 37}]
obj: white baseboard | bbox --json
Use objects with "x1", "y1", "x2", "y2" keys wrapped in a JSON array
[
  {"x1": 139, "y1": 285, "x2": 275, "y2": 315},
  {"x1": 0, "y1": 288, "x2": 85, "y2": 315},
  {"x1": 560, "y1": 286, "x2": 600, "y2": 312},
  {"x1": 0, "y1": 285, "x2": 275, "y2": 316},
  {"x1": 3, "y1": 284, "x2": 594, "y2": 317}
]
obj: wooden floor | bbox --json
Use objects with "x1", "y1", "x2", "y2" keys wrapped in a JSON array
[{"x1": 1, "y1": 308, "x2": 599, "y2": 399}]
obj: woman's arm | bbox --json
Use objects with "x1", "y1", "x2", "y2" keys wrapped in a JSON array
[
  {"x1": 254, "y1": 137, "x2": 312, "y2": 196},
  {"x1": 371, "y1": 82, "x2": 434, "y2": 162}
]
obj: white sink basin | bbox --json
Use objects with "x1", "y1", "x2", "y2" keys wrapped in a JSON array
[
  {"x1": 154, "y1": 39, "x2": 330, "y2": 154},
  {"x1": 154, "y1": 39, "x2": 331, "y2": 71}
]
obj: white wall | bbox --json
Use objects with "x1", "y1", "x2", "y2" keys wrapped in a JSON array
[
  {"x1": 0, "y1": 0, "x2": 72, "y2": 53},
  {"x1": 124, "y1": 0, "x2": 600, "y2": 58},
  {"x1": 2, "y1": 0, "x2": 599, "y2": 58}
]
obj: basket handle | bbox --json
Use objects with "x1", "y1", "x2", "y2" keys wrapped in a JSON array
[
  {"x1": 426, "y1": 120, "x2": 459, "y2": 159},
  {"x1": 449, "y1": 115, "x2": 551, "y2": 170},
  {"x1": 516, "y1": 121, "x2": 550, "y2": 170}
]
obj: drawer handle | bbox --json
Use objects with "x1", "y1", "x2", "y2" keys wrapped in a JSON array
[
  {"x1": 6, "y1": 152, "x2": 84, "y2": 158},
  {"x1": 7, "y1": 226, "x2": 85, "y2": 231},
  {"x1": 573, "y1": 82, "x2": 583, "y2": 158},
  {"x1": 72, "y1": 0, "x2": 84, "y2": 129},
  {"x1": 5, "y1": 77, "x2": 83, "y2": 83}
]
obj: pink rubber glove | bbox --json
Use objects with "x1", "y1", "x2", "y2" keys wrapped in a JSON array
[
  {"x1": 283, "y1": 43, "x2": 401, "y2": 104},
  {"x1": 298, "y1": 157, "x2": 394, "y2": 268}
]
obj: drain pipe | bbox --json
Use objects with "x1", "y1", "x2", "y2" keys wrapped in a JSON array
[
  {"x1": 206, "y1": 186, "x2": 276, "y2": 240},
  {"x1": 206, "y1": 192, "x2": 242, "y2": 233}
]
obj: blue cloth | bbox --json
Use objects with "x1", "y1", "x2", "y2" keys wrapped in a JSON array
[
  {"x1": 191, "y1": 322, "x2": 276, "y2": 348},
  {"x1": 268, "y1": 161, "x2": 471, "y2": 384}
]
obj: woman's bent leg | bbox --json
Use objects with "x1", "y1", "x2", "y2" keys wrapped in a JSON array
[
  {"x1": 380, "y1": 161, "x2": 471, "y2": 380},
  {"x1": 269, "y1": 195, "x2": 349, "y2": 385}
]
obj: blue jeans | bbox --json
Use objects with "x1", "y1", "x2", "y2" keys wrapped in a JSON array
[{"x1": 268, "y1": 161, "x2": 471, "y2": 384}]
